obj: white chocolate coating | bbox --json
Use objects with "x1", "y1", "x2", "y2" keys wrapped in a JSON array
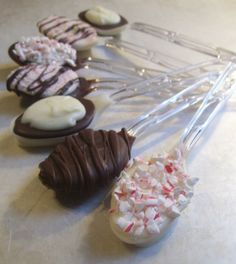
[
  {"x1": 109, "y1": 150, "x2": 198, "y2": 246},
  {"x1": 21, "y1": 96, "x2": 86, "y2": 130},
  {"x1": 13, "y1": 36, "x2": 76, "y2": 66},
  {"x1": 37, "y1": 16, "x2": 98, "y2": 50},
  {"x1": 85, "y1": 6, "x2": 121, "y2": 26}
]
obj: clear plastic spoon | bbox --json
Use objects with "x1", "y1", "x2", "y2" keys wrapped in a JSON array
[{"x1": 131, "y1": 22, "x2": 236, "y2": 61}]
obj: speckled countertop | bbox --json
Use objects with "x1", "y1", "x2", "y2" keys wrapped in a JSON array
[{"x1": 0, "y1": 1, "x2": 236, "y2": 264}]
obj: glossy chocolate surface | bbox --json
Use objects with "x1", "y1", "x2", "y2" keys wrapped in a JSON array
[
  {"x1": 39, "y1": 128, "x2": 135, "y2": 193},
  {"x1": 13, "y1": 98, "x2": 95, "y2": 139},
  {"x1": 8, "y1": 42, "x2": 28, "y2": 66}
]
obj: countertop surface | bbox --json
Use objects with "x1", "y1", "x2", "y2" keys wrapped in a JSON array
[{"x1": 0, "y1": 1, "x2": 236, "y2": 264}]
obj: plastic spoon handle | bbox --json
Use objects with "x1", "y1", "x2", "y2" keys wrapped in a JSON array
[
  {"x1": 106, "y1": 39, "x2": 188, "y2": 69},
  {"x1": 179, "y1": 62, "x2": 236, "y2": 154},
  {"x1": 110, "y1": 59, "x2": 220, "y2": 99},
  {"x1": 132, "y1": 22, "x2": 236, "y2": 60},
  {"x1": 127, "y1": 77, "x2": 212, "y2": 137}
]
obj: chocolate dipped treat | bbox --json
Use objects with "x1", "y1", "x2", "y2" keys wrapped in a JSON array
[
  {"x1": 8, "y1": 36, "x2": 76, "y2": 67},
  {"x1": 79, "y1": 6, "x2": 128, "y2": 36},
  {"x1": 7, "y1": 64, "x2": 93, "y2": 101},
  {"x1": 13, "y1": 96, "x2": 95, "y2": 147},
  {"x1": 37, "y1": 15, "x2": 98, "y2": 50},
  {"x1": 39, "y1": 128, "x2": 135, "y2": 193}
]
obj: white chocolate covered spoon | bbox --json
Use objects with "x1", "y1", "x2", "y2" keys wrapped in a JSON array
[{"x1": 109, "y1": 62, "x2": 236, "y2": 246}]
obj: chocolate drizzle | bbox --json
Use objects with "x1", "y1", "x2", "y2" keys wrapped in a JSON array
[
  {"x1": 37, "y1": 16, "x2": 97, "y2": 48},
  {"x1": 39, "y1": 128, "x2": 136, "y2": 193},
  {"x1": 6, "y1": 64, "x2": 93, "y2": 100},
  {"x1": 8, "y1": 42, "x2": 28, "y2": 66},
  {"x1": 37, "y1": 16, "x2": 65, "y2": 31}
]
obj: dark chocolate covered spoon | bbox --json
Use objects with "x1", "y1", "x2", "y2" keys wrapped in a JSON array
[
  {"x1": 39, "y1": 128, "x2": 135, "y2": 193},
  {"x1": 38, "y1": 75, "x2": 211, "y2": 194}
]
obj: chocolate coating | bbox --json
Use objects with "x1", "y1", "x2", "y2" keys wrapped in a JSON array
[
  {"x1": 6, "y1": 64, "x2": 93, "y2": 101},
  {"x1": 8, "y1": 42, "x2": 28, "y2": 66},
  {"x1": 37, "y1": 15, "x2": 97, "y2": 50},
  {"x1": 39, "y1": 128, "x2": 135, "y2": 193},
  {"x1": 8, "y1": 42, "x2": 76, "y2": 68},
  {"x1": 13, "y1": 98, "x2": 95, "y2": 139},
  {"x1": 78, "y1": 10, "x2": 128, "y2": 31}
]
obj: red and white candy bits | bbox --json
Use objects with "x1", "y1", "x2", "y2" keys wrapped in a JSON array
[{"x1": 109, "y1": 149, "x2": 198, "y2": 246}]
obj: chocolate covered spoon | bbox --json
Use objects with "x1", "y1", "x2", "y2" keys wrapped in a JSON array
[
  {"x1": 6, "y1": 64, "x2": 132, "y2": 103},
  {"x1": 8, "y1": 37, "x2": 77, "y2": 67},
  {"x1": 12, "y1": 61, "x2": 221, "y2": 147},
  {"x1": 109, "y1": 63, "x2": 236, "y2": 246},
  {"x1": 37, "y1": 15, "x2": 98, "y2": 51},
  {"x1": 38, "y1": 71, "x2": 217, "y2": 193}
]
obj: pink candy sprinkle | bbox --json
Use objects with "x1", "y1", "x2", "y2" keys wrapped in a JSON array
[
  {"x1": 167, "y1": 179, "x2": 175, "y2": 188},
  {"x1": 162, "y1": 186, "x2": 172, "y2": 194},
  {"x1": 124, "y1": 223, "x2": 134, "y2": 233},
  {"x1": 165, "y1": 164, "x2": 173, "y2": 174},
  {"x1": 154, "y1": 213, "x2": 160, "y2": 220}
]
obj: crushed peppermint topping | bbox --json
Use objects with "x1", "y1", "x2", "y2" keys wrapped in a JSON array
[
  {"x1": 13, "y1": 36, "x2": 76, "y2": 66},
  {"x1": 110, "y1": 149, "x2": 198, "y2": 237}
]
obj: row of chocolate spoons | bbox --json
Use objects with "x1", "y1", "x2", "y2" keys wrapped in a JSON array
[
  {"x1": 9, "y1": 35, "x2": 194, "y2": 106},
  {"x1": 10, "y1": 11, "x2": 235, "y2": 86},
  {"x1": 8, "y1": 35, "x2": 188, "y2": 83},
  {"x1": 9, "y1": 16, "x2": 231, "y2": 96},
  {"x1": 7, "y1": 12, "x2": 139, "y2": 99},
  {"x1": 108, "y1": 62, "x2": 236, "y2": 246},
  {"x1": 7, "y1": 40, "x2": 226, "y2": 145},
  {"x1": 11, "y1": 61, "x2": 220, "y2": 147},
  {"x1": 9, "y1": 19, "x2": 202, "y2": 81},
  {"x1": 37, "y1": 61, "x2": 235, "y2": 194}
]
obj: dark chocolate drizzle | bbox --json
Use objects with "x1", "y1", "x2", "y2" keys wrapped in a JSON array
[
  {"x1": 39, "y1": 128, "x2": 135, "y2": 193},
  {"x1": 6, "y1": 65, "x2": 93, "y2": 100},
  {"x1": 37, "y1": 16, "x2": 65, "y2": 31},
  {"x1": 37, "y1": 16, "x2": 96, "y2": 45},
  {"x1": 8, "y1": 42, "x2": 29, "y2": 66}
]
